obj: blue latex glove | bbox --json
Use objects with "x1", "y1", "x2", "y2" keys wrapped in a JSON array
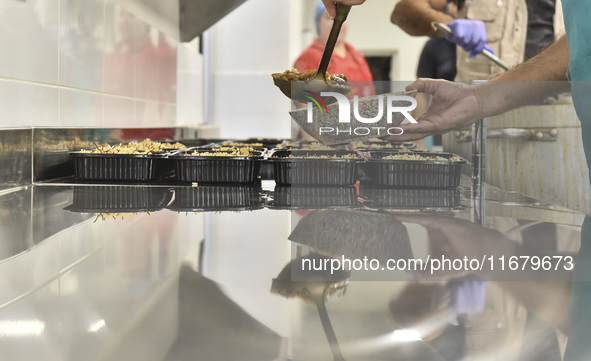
[
  {"x1": 444, "y1": 19, "x2": 494, "y2": 57},
  {"x1": 447, "y1": 274, "x2": 487, "y2": 314}
]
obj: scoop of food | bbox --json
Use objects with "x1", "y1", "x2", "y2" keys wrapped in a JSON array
[{"x1": 272, "y1": 69, "x2": 351, "y2": 104}]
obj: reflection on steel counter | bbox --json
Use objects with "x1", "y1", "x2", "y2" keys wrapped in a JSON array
[
  {"x1": 168, "y1": 266, "x2": 283, "y2": 361},
  {"x1": 272, "y1": 254, "x2": 350, "y2": 361},
  {"x1": 289, "y1": 209, "x2": 413, "y2": 265}
]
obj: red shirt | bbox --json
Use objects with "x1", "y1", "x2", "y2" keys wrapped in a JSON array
[{"x1": 294, "y1": 39, "x2": 375, "y2": 97}]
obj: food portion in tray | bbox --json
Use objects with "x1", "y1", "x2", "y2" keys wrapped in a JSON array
[
  {"x1": 268, "y1": 150, "x2": 363, "y2": 186},
  {"x1": 381, "y1": 153, "x2": 463, "y2": 161},
  {"x1": 170, "y1": 147, "x2": 264, "y2": 184},
  {"x1": 181, "y1": 147, "x2": 261, "y2": 157},
  {"x1": 361, "y1": 150, "x2": 467, "y2": 188},
  {"x1": 349, "y1": 140, "x2": 417, "y2": 151},
  {"x1": 80, "y1": 139, "x2": 186, "y2": 154}
]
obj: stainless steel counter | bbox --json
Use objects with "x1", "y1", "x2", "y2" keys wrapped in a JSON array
[{"x1": 0, "y1": 177, "x2": 585, "y2": 361}]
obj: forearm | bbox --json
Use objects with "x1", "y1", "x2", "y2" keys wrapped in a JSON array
[
  {"x1": 391, "y1": 0, "x2": 452, "y2": 37},
  {"x1": 477, "y1": 35, "x2": 571, "y2": 116}
]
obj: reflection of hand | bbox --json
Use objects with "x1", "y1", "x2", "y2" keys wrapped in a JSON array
[
  {"x1": 322, "y1": 0, "x2": 366, "y2": 18},
  {"x1": 386, "y1": 80, "x2": 484, "y2": 141},
  {"x1": 444, "y1": 19, "x2": 493, "y2": 57},
  {"x1": 397, "y1": 214, "x2": 505, "y2": 260},
  {"x1": 394, "y1": 214, "x2": 512, "y2": 280}
]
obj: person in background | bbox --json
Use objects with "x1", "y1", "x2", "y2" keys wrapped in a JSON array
[
  {"x1": 294, "y1": 1, "x2": 375, "y2": 98},
  {"x1": 293, "y1": 1, "x2": 374, "y2": 140},
  {"x1": 391, "y1": 0, "x2": 528, "y2": 81},
  {"x1": 412, "y1": 1, "x2": 458, "y2": 150}
]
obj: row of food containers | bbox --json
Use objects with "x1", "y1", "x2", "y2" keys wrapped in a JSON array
[{"x1": 69, "y1": 138, "x2": 467, "y2": 188}]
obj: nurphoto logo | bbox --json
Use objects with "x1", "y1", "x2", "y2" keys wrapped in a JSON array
[{"x1": 305, "y1": 92, "x2": 418, "y2": 137}]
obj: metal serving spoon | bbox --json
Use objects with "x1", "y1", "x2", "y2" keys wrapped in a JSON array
[{"x1": 272, "y1": 4, "x2": 353, "y2": 104}]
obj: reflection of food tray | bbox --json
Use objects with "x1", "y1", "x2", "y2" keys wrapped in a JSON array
[
  {"x1": 167, "y1": 185, "x2": 264, "y2": 212},
  {"x1": 268, "y1": 150, "x2": 362, "y2": 186},
  {"x1": 359, "y1": 181, "x2": 462, "y2": 210},
  {"x1": 269, "y1": 186, "x2": 360, "y2": 209},
  {"x1": 362, "y1": 151, "x2": 466, "y2": 188},
  {"x1": 170, "y1": 150, "x2": 263, "y2": 184},
  {"x1": 65, "y1": 186, "x2": 173, "y2": 212},
  {"x1": 71, "y1": 152, "x2": 160, "y2": 182}
]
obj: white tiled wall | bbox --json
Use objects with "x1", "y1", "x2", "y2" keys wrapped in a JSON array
[
  {"x1": 0, "y1": 0, "x2": 203, "y2": 129},
  {"x1": 210, "y1": 0, "x2": 297, "y2": 139}
]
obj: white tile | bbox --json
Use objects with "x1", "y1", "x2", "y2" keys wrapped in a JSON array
[
  {"x1": 103, "y1": 95, "x2": 134, "y2": 128},
  {"x1": 59, "y1": 89, "x2": 103, "y2": 126},
  {"x1": 103, "y1": 5, "x2": 136, "y2": 97},
  {"x1": 0, "y1": 0, "x2": 59, "y2": 84},
  {"x1": 135, "y1": 100, "x2": 176, "y2": 129},
  {"x1": 155, "y1": 32, "x2": 178, "y2": 104},
  {"x1": 0, "y1": 80, "x2": 58, "y2": 127},
  {"x1": 132, "y1": 24, "x2": 161, "y2": 101},
  {"x1": 59, "y1": 0, "x2": 105, "y2": 91}
]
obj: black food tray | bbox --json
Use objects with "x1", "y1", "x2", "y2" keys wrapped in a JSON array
[
  {"x1": 359, "y1": 181, "x2": 462, "y2": 210},
  {"x1": 268, "y1": 150, "x2": 362, "y2": 186},
  {"x1": 269, "y1": 185, "x2": 360, "y2": 209},
  {"x1": 65, "y1": 186, "x2": 173, "y2": 213},
  {"x1": 71, "y1": 152, "x2": 160, "y2": 182},
  {"x1": 169, "y1": 150, "x2": 263, "y2": 184},
  {"x1": 362, "y1": 151, "x2": 466, "y2": 188},
  {"x1": 167, "y1": 185, "x2": 264, "y2": 212}
]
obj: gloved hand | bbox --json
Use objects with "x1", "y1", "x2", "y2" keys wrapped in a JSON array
[
  {"x1": 447, "y1": 274, "x2": 487, "y2": 314},
  {"x1": 444, "y1": 19, "x2": 494, "y2": 57}
]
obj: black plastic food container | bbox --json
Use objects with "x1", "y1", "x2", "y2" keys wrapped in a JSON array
[
  {"x1": 170, "y1": 150, "x2": 263, "y2": 184},
  {"x1": 359, "y1": 181, "x2": 462, "y2": 210},
  {"x1": 167, "y1": 185, "x2": 264, "y2": 212},
  {"x1": 66, "y1": 185, "x2": 173, "y2": 212},
  {"x1": 71, "y1": 152, "x2": 158, "y2": 182},
  {"x1": 268, "y1": 149, "x2": 362, "y2": 186},
  {"x1": 362, "y1": 151, "x2": 466, "y2": 188},
  {"x1": 270, "y1": 185, "x2": 359, "y2": 209}
]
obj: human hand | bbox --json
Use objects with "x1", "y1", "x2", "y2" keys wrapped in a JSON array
[
  {"x1": 322, "y1": 0, "x2": 366, "y2": 18},
  {"x1": 385, "y1": 79, "x2": 485, "y2": 141},
  {"x1": 444, "y1": 19, "x2": 493, "y2": 57},
  {"x1": 395, "y1": 214, "x2": 505, "y2": 260}
]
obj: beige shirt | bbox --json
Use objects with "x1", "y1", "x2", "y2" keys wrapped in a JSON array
[{"x1": 455, "y1": 0, "x2": 528, "y2": 81}]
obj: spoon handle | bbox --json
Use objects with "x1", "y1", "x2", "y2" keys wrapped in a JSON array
[
  {"x1": 316, "y1": 4, "x2": 352, "y2": 79},
  {"x1": 316, "y1": 299, "x2": 346, "y2": 361}
]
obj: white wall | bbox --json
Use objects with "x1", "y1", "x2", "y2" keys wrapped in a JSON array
[
  {"x1": 346, "y1": 0, "x2": 428, "y2": 81},
  {"x1": 0, "y1": 0, "x2": 203, "y2": 129},
  {"x1": 210, "y1": 0, "x2": 297, "y2": 139}
]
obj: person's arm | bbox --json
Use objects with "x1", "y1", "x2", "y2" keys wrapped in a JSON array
[
  {"x1": 390, "y1": 0, "x2": 451, "y2": 37},
  {"x1": 322, "y1": 0, "x2": 366, "y2": 18},
  {"x1": 392, "y1": 35, "x2": 571, "y2": 141}
]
